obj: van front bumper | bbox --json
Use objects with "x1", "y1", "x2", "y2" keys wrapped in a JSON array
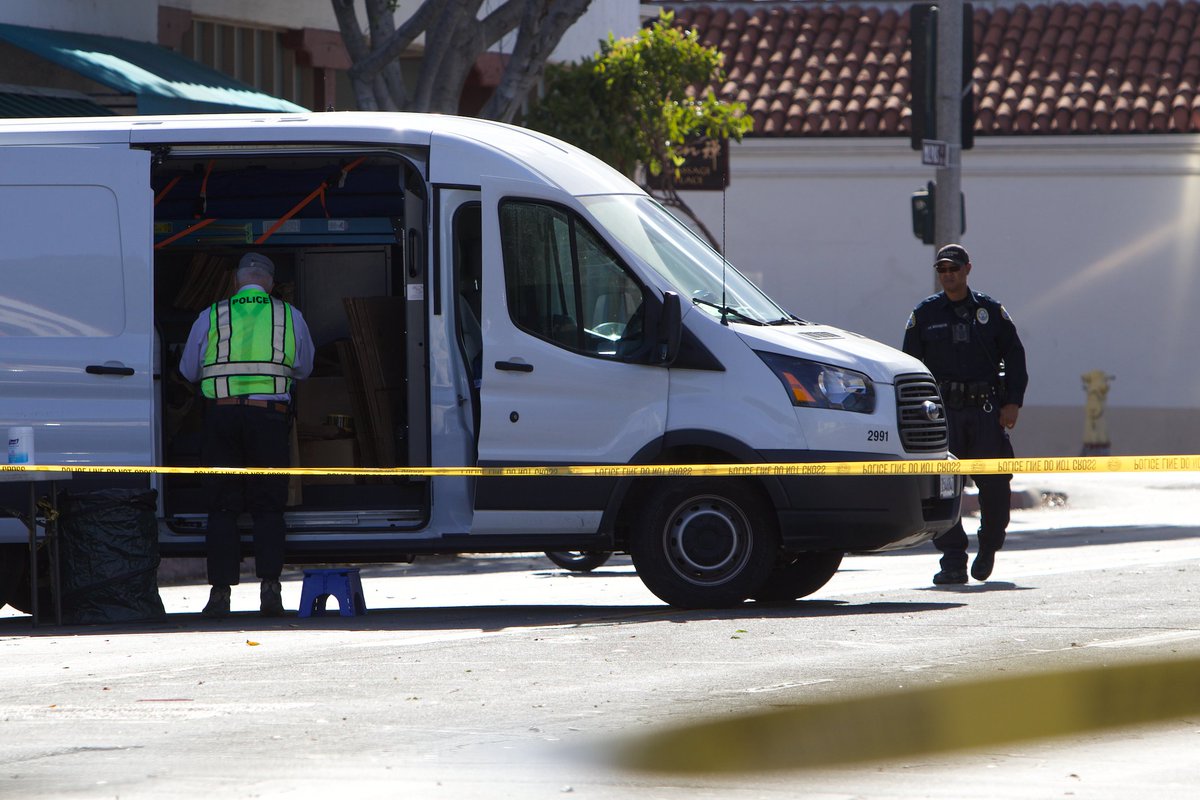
[{"x1": 760, "y1": 451, "x2": 962, "y2": 554}]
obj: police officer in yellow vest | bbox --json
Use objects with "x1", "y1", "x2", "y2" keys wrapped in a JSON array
[{"x1": 180, "y1": 252, "x2": 314, "y2": 618}]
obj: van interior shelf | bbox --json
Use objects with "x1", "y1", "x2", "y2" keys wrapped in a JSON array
[{"x1": 153, "y1": 217, "x2": 399, "y2": 247}]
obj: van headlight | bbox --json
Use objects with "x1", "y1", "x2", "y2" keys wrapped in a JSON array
[{"x1": 755, "y1": 351, "x2": 875, "y2": 413}]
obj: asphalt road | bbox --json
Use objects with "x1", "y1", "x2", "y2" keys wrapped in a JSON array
[{"x1": 2, "y1": 473, "x2": 1200, "y2": 799}]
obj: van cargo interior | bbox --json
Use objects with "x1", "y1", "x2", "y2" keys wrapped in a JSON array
[{"x1": 151, "y1": 152, "x2": 428, "y2": 531}]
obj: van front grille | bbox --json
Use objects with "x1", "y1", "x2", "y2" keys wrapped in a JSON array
[{"x1": 895, "y1": 375, "x2": 949, "y2": 453}]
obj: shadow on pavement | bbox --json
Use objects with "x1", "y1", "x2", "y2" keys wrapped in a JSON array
[
  {"x1": 918, "y1": 581, "x2": 1031, "y2": 594},
  {"x1": 0, "y1": 596, "x2": 964, "y2": 637}
]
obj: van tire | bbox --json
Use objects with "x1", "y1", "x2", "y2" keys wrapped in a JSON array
[
  {"x1": 630, "y1": 479, "x2": 778, "y2": 609},
  {"x1": 752, "y1": 551, "x2": 844, "y2": 603}
]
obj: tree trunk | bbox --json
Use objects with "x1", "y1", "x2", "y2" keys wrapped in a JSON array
[
  {"x1": 331, "y1": 0, "x2": 379, "y2": 111},
  {"x1": 480, "y1": 0, "x2": 593, "y2": 123},
  {"x1": 364, "y1": 0, "x2": 407, "y2": 110}
]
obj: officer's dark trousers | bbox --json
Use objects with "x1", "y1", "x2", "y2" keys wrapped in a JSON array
[
  {"x1": 936, "y1": 405, "x2": 1014, "y2": 570},
  {"x1": 201, "y1": 403, "x2": 290, "y2": 586}
]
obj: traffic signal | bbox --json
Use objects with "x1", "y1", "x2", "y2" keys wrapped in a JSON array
[
  {"x1": 910, "y1": 180, "x2": 965, "y2": 244},
  {"x1": 911, "y1": 181, "x2": 935, "y2": 244},
  {"x1": 910, "y1": 3, "x2": 975, "y2": 150}
]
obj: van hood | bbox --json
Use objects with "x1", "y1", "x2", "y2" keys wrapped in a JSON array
[{"x1": 733, "y1": 322, "x2": 928, "y2": 383}]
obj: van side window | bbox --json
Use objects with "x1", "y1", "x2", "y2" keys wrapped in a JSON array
[
  {"x1": 499, "y1": 200, "x2": 645, "y2": 358},
  {"x1": 0, "y1": 186, "x2": 125, "y2": 336}
]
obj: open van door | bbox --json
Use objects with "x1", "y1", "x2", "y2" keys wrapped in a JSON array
[
  {"x1": 475, "y1": 179, "x2": 668, "y2": 535},
  {"x1": 0, "y1": 144, "x2": 154, "y2": 472}
]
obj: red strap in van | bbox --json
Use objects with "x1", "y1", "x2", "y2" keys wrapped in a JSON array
[
  {"x1": 254, "y1": 157, "x2": 367, "y2": 245},
  {"x1": 155, "y1": 217, "x2": 216, "y2": 249},
  {"x1": 154, "y1": 176, "x2": 181, "y2": 207}
]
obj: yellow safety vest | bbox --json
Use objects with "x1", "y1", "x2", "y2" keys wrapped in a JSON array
[{"x1": 200, "y1": 288, "x2": 297, "y2": 399}]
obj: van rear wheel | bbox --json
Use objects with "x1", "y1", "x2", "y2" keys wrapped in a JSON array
[
  {"x1": 752, "y1": 551, "x2": 844, "y2": 603},
  {"x1": 630, "y1": 479, "x2": 778, "y2": 609}
]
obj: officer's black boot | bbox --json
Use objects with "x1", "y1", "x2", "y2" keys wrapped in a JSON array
[
  {"x1": 202, "y1": 584, "x2": 231, "y2": 619},
  {"x1": 933, "y1": 566, "x2": 968, "y2": 585},
  {"x1": 971, "y1": 549, "x2": 996, "y2": 581},
  {"x1": 260, "y1": 578, "x2": 285, "y2": 617}
]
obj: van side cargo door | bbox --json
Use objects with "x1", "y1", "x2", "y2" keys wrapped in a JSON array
[{"x1": 0, "y1": 144, "x2": 154, "y2": 469}]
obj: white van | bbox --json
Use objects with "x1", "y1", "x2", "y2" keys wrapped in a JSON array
[{"x1": 0, "y1": 112, "x2": 959, "y2": 609}]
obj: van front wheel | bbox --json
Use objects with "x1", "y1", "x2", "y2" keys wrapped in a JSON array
[{"x1": 630, "y1": 480, "x2": 778, "y2": 609}]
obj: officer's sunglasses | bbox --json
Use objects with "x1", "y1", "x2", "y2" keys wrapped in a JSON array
[{"x1": 934, "y1": 263, "x2": 962, "y2": 273}]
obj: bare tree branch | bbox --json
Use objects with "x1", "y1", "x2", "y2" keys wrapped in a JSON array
[
  {"x1": 371, "y1": 74, "x2": 397, "y2": 112},
  {"x1": 350, "y1": 0, "x2": 442, "y2": 83},
  {"x1": 413, "y1": 1, "x2": 483, "y2": 111},
  {"x1": 481, "y1": 0, "x2": 593, "y2": 122},
  {"x1": 364, "y1": 0, "x2": 407, "y2": 110},
  {"x1": 330, "y1": 0, "x2": 380, "y2": 110},
  {"x1": 332, "y1": 0, "x2": 594, "y2": 118},
  {"x1": 478, "y1": 0, "x2": 528, "y2": 46}
]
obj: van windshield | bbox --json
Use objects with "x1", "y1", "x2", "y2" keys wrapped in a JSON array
[{"x1": 580, "y1": 194, "x2": 794, "y2": 325}]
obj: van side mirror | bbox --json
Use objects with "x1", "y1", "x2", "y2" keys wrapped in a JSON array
[{"x1": 657, "y1": 291, "x2": 682, "y2": 366}]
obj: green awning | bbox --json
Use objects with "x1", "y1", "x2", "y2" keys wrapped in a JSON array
[
  {"x1": 0, "y1": 84, "x2": 115, "y2": 117},
  {"x1": 0, "y1": 22, "x2": 307, "y2": 115}
]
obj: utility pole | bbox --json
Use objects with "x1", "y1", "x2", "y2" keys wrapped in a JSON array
[{"x1": 934, "y1": 1, "x2": 963, "y2": 250}]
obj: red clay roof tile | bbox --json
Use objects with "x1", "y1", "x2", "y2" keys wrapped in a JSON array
[{"x1": 657, "y1": 1, "x2": 1200, "y2": 137}]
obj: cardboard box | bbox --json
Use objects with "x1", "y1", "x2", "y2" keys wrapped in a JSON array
[
  {"x1": 294, "y1": 377, "x2": 356, "y2": 439},
  {"x1": 299, "y1": 437, "x2": 359, "y2": 485}
]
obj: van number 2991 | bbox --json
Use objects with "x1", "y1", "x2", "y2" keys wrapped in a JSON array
[{"x1": 867, "y1": 430, "x2": 889, "y2": 442}]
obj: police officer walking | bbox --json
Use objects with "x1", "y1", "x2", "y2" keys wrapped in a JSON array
[
  {"x1": 179, "y1": 252, "x2": 314, "y2": 617},
  {"x1": 903, "y1": 244, "x2": 1028, "y2": 585}
]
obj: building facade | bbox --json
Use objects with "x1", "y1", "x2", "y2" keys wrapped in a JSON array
[
  {"x1": 0, "y1": 1, "x2": 639, "y2": 115},
  {"x1": 664, "y1": 0, "x2": 1200, "y2": 457}
]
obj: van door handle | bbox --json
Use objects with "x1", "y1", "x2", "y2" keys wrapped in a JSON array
[
  {"x1": 494, "y1": 360, "x2": 533, "y2": 373},
  {"x1": 86, "y1": 364, "x2": 135, "y2": 376}
]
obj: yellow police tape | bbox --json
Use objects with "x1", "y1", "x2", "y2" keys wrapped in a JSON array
[
  {"x1": 606, "y1": 655, "x2": 1200, "y2": 774},
  {"x1": 0, "y1": 454, "x2": 1199, "y2": 477}
]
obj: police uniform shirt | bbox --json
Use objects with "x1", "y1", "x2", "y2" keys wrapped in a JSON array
[{"x1": 902, "y1": 290, "x2": 1028, "y2": 407}]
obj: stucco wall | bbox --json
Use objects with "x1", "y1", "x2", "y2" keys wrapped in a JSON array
[
  {"x1": 680, "y1": 135, "x2": 1200, "y2": 457},
  {"x1": 0, "y1": 0, "x2": 159, "y2": 39}
]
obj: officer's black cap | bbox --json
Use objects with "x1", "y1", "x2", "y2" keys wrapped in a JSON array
[{"x1": 934, "y1": 244, "x2": 970, "y2": 267}]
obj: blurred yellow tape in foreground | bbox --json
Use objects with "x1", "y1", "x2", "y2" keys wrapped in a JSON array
[
  {"x1": 607, "y1": 656, "x2": 1200, "y2": 774},
  {"x1": 2, "y1": 454, "x2": 1200, "y2": 478}
]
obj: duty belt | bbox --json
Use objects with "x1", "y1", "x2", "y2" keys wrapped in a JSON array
[
  {"x1": 940, "y1": 381, "x2": 995, "y2": 412},
  {"x1": 212, "y1": 397, "x2": 290, "y2": 414}
]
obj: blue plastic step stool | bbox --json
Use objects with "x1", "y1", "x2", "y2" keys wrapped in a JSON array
[{"x1": 298, "y1": 568, "x2": 367, "y2": 618}]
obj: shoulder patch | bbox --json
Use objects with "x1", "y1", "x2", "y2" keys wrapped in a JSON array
[
  {"x1": 1000, "y1": 305, "x2": 1012, "y2": 322},
  {"x1": 905, "y1": 311, "x2": 916, "y2": 330}
]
